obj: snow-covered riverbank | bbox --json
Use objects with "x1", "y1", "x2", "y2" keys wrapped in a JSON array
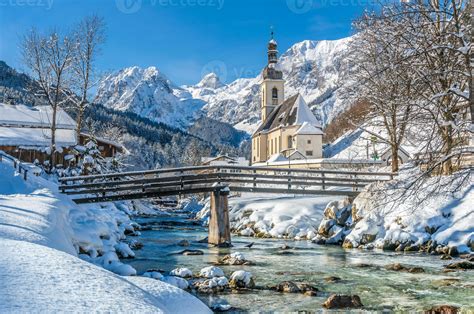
[
  {"x1": 0, "y1": 159, "x2": 210, "y2": 312},
  {"x1": 195, "y1": 165, "x2": 473, "y2": 255}
]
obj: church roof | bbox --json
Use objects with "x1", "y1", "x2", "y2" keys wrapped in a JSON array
[
  {"x1": 254, "y1": 94, "x2": 323, "y2": 135},
  {"x1": 295, "y1": 121, "x2": 324, "y2": 135}
]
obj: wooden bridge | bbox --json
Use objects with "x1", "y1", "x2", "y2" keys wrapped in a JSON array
[{"x1": 59, "y1": 165, "x2": 394, "y2": 246}]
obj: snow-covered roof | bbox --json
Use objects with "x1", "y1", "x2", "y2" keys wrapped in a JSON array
[
  {"x1": 295, "y1": 121, "x2": 324, "y2": 135},
  {"x1": 267, "y1": 153, "x2": 288, "y2": 162},
  {"x1": 254, "y1": 94, "x2": 323, "y2": 134},
  {"x1": 269, "y1": 39, "x2": 277, "y2": 45},
  {"x1": 0, "y1": 103, "x2": 76, "y2": 130},
  {"x1": 293, "y1": 95, "x2": 321, "y2": 128},
  {"x1": 0, "y1": 126, "x2": 77, "y2": 148}
]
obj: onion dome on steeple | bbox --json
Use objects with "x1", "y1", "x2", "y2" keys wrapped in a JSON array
[{"x1": 263, "y1": 29, "x2": 283, "y2": 80}]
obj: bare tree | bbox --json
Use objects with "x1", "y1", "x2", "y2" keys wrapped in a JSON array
[
  {"x1": 21, "y1": 28, "x2": 74, "y2": 170},
  {"x1": 396, "y1": 0, "x2": 471, "y2": 174},
  {"x1": 347, "y1": 10, "x2": 417, "y2": 173},
  {"x1": 70, "y1": 15, "x2": 106, "y2": 139}
]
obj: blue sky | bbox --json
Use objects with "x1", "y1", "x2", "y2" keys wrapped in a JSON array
[{"x1": 0, "y1": 0, "x2": 371, "y2": 85}]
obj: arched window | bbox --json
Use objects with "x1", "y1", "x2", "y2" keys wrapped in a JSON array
[{"x1": 272, "y1": 87, "x2": 278, "y2": 99}]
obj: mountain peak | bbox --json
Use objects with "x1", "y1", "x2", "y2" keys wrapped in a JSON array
[{"x1": 197, "y1": 72, "x2": 223, "y2": 89}]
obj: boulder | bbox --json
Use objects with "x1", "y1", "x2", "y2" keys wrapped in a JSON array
[
  {"x1": 342, "y1": 239, "x2": 354, "y2": 249},
  {"x1": 318, "y1": 219, "x2": 336, "y2": 237},
  {"x1": 177, "y1": 239, "x2": 190, "y2": 247},
  {"x1": 192, "y1": 276, "x2": 229, "y2": 293},
  {"x1": 173, "y1": 249, "x2": 204, "y2": 255},
  {"x1": 385, "y1": 263, "x2": 425, "y2": 273},
  {"x1": 444, "y1": 261, "x2": 474, "y2": 270},
  {"x1": 169, "y1": 267, "x2": 193, "y2": 278},
  {"x1": 322, "y1": 294, "x2": 363, "y2": 309},
  {"x1": 272, "y1": 281, "x2": 318, "y2": 295},
  {"x1": 325, "y1": 276, "x2": 341, "y2": 283},
  {"x1": 424, "y1": 305, "x2": 459, "y2": 314},
  {"x1": 360, "y1": 234, "x2": 376, "y2": 245},
  {"x1": 219, "y1": 252, "x2": 254, "y2": 265},
  {"x1": 229, "y1": 271, "x2": 254, "y2": 289},
  {"x1": 200, "y1": 266, "x2": 225, "y2": 278}
]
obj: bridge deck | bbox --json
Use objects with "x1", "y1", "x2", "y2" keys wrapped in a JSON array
[{"x1": 58, "y1": 165, "x2": 394, "y2": 204}]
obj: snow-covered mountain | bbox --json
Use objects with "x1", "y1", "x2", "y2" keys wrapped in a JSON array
[
  {"x1": 186, "y1": 37, "x2": 353, "y2": 133},
  {"x1": 94, "y1": 66, "x2": 205, "y2": 129},
  {"x1": 95, "y1": 37, "x2": 353, "y2": 134}
]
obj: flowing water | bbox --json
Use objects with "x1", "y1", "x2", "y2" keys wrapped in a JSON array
[{"x1": 125, "y1": 209, "x2": 474, "y2": 312}]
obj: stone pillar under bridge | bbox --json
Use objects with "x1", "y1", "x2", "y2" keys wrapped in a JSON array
[{"x1": 208, "y1": 188, "x2": 231, "y2": 246}]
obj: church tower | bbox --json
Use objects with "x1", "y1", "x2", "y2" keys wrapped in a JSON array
[{"x1": 261, "y1": 31, "x2": 285, "y2": 122}]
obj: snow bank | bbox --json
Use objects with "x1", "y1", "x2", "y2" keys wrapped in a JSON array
[
  {"x1": 344, "y1": 166, "x2": 473, "y2": 253},
  {"x1": 196, "y1": 194, "x2": 344, "y2": 239},
  {"x1": 0, "y1": 157, "x2": 210, "y2": 312}
]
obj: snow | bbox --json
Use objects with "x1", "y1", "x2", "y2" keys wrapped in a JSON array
[
  {"x1": 267, "y1": 153, "x2": 288, "y2": 162},
  {"x1": 293, "y1": 95, "x2": 322, "y2": 128},
  {"x1": 169, "y1": 267, "x2": 193, "y2": 278},
  {"x1": 196, "y1": 193, "x2": 344, "y2": 239},
  {"x1": 199, "y1": 266, "x2": 225, "y2": 278},
  {"x1": 230, "y1": 252, "x2": 246, "y2": 261},
  {"x1": 161, "y1": 276, "x2": 190, "y2": 289},
  {"x1": 344, "y1": 166, "x2": 473, "y2": 252},
  {"x1": 0, "y1": 103, "x2": 76, "y2": 129},
  {"x1": 0, "y1": 126, "x2": 76, "y2": 148},
  {"x1": 95, "y1": 66, "x2": 205, "y2": 129},
  {"x1": 0, "y1": 156, "x2": 210, "y2": 312},
  {"x1": 230, "y1": 271, "x2": 252, "y2": 285},
  {"x1": 295, "y1": 121, "x2": 324, "y2": 135}
]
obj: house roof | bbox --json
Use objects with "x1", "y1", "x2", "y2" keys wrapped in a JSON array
[
  {"x1": 0, "y1": 126, "x2": 76, "y2": 148},
  {"x1": 0, "y1": 103, "x2": 76, "y2": 130},
  {"x1": 254, "y1": 94, "x2": 323, "y2": 135}
]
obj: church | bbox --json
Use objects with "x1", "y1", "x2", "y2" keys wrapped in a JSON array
[{"x1": 251, "y1": 35, "x2": 324, "y2": 165}]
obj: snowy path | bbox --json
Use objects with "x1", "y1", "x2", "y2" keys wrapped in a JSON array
[{"x1": 0, "y1": 160, "x2": 210, "y2": 313}]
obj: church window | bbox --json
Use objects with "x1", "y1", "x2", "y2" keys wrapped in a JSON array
[
  {"x1": 272, "y1": 87, "x2": 278, "y2": 99},
  {"x1": 306, "y1": 150, "x2": 313, "y2": 156},
  {"x1": 307, "y1": 139, "x2": 311, "y2": 144},
  {"x1": 288, "y1": 136, "x2": 292, "y2": 148}
]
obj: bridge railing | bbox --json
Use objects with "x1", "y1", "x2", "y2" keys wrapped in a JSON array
[
  {"x1": 0, "y1": 150, "x2": 30, "y2": 180},
  {"x1": 58, "y1": 165, "x2": 396, "y2": 203}
]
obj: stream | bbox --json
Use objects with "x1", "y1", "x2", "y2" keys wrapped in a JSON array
[{"x1": 125, "y1": 207, "x2": 474, "y2": 312}]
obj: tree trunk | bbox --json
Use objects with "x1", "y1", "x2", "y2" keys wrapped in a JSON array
[
  {"x1": 76, "y1": 104, "x2": 84, "y2": 140},
  {"x1": 49, "y1": 103, "x2": 57, "y2": 172},
  {"x1": 391, "y1": 143, "x2": 400, "y2": 173}
]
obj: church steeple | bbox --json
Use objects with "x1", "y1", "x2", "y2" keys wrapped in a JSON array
[
  {"x1": 267, "y1": 30, "x2": 278, "y2": 65},
  {"x1": 260, "y1": 29, "x2": 285, "y2": 122}
]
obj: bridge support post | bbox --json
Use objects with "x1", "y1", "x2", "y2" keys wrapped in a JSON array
[{"x1": 208, "y1": 188, "x2": 231, "y2": 247}]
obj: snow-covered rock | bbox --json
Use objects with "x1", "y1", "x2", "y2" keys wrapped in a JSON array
[
  {"x1": 229, "y1": 271, "x2": 254, "y2": 288},
  {"x1": 169, "y1": 267, "x2": 193, "y2": 278},
  {"x1": 161, "y1": 275, "x2": 190, "y2": 290},
  {"x1": 343, "y1": 166, "x2": 473, "y2": 253},
  {"x1": 199, "y1": 266, "x2": 225, "y2": 278},
  {"x1": 143, "y1": 271, "x2": 164, "y2": 280}
]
